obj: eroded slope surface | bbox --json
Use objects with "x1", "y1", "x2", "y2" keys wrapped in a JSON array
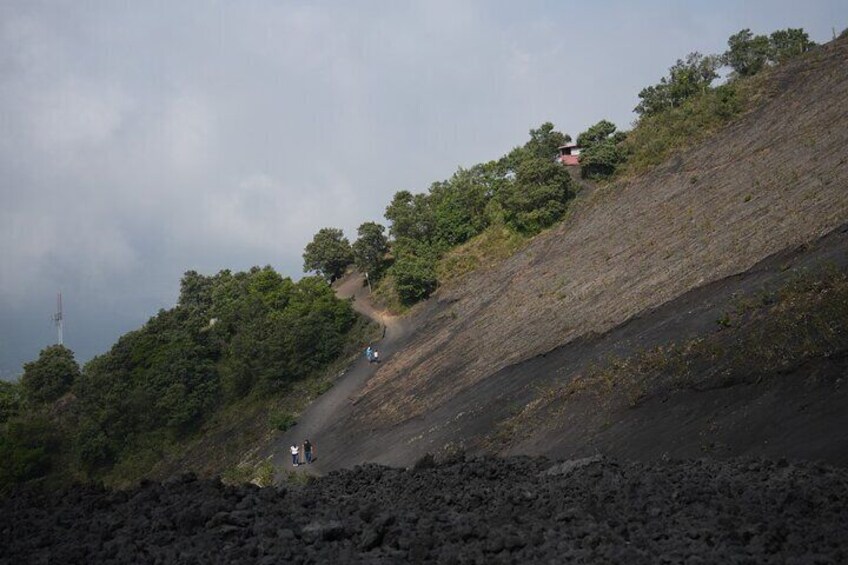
[{"x1": 354, "y1": 38, "x2": 848, "y2": 429}]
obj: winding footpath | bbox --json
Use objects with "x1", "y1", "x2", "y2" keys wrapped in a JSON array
[{"x1": 267, "y1": 272, "x2": 406, "y2": 478}]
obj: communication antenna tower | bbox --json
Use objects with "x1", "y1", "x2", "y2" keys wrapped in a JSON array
[{"x1": 53, "y1": 291, "x2": 64, "y2": 346}]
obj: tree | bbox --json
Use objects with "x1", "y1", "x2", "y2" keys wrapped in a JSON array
[
  {"x1": 178, "y1": 270, "x2": 215, "y2": 313},
  {"x1": 636, "y1": 52, "x2": 721, "y2": 116},
  {"x1": 577, "y1": 120, "x2": 627, "y2": 179},
  {"x1": 667, "y1": 52, "x2": 721, "y2": 101},
  {"x1": 634, "y1": 82, "x2": 672, "y2": 117},
  {"x1": 20, "y1": 345, "x2": 80, "y2": 405},
  {"x1": 724, "y1": 29, "x2": 772, "y2": 77},
  {"x1": 429, "y1": 165, "x2": 493, "y2": 248},
  {"x1": 302, "y1": 228, "x2": 354, "y2": 283},
  {"x1": 392, "y1": 254, "x2": 438, "y2": 305},
  {"x1": 723, "y1": 27, "x2": 816, "y2": 79},
  {"x1": 0, "y1": 381, "x2": 22, "y2": 424},
  {"x1": 576, "y1": 120, "x2": 620, "y2": 147},
  {"x1": 0, "y1": 415, "x2": 58, "y2": 487},
  {"x1": 502, "y1": 123, "x2": 572, "y2": 172},
  {"x1": 769, "y1": 28, "x2": 815, "y2": 63},
  {"x1": 352, "y1": 222, "x2": 389, "y2": 280},
  {"x1": 385, "y1": 190, "x2": 435, "y2": 244},
  {"x1": 497, "y1": 156, "x2": 574, "y2": 234},
  {"x1": 524, "y1": 122, "x2": 571, "y2": 161}
]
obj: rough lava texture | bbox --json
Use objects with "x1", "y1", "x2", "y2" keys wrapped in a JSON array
[{"x1": 3, "y1": 456, "x2": 847, "y2": 564}]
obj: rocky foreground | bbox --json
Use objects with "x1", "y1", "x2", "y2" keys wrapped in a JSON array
[{"x1": 2, "y1": 456, "x2": 847, "y2": 564}]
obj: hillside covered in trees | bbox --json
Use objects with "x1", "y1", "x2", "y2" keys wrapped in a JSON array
[{"x1": 1, "y1": 268, "x2": 368, "y2": 490}]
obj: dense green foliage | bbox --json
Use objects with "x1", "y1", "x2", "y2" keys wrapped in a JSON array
[
  {"x1": 1, "y1": 267, "x2": 357, "y2": 488},
  {"x1": 0, "y1": 415, "x2": 58, "y2": 488},
  {"x1": 303, "y1": 228, "x2": 355, "y2": 283},
  {"x1": 497, "y1": 156, "x2": 574, "y2": 233},
  {"x1": 75, "y1": 267, "x2": 354, "y2": 472},
  {"x1": 352, "y1": 222, "x2": 389, "y2": 280},
  {"x1": 391, "y1": 254, "x2": 439, "y2": 304},
  {"x1": 635, "y1": 52, "x2": 722, "y2": 117},
  {"x1": 0, "y1": 381, "x2": 22, "y2": 424},
  {"x1": 373, "y1": 122, "x2": 576, "y2": 305},
  {"x1": 20, "y1": 345, "x2": 80, "y2": 405},
  {"x1": 576, "y1": 120, "x2": 627, "y2": 179},
  {"x1": 1, "y1": 347, "x2": 78, "y2": 491},
  {"x1": 724, "y1": 28, "x2": 815, "y2": 78}
]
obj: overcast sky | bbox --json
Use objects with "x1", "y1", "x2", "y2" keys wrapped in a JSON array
[{"x1": 1, "y1": 1, "x2": 846, "y2": 377}]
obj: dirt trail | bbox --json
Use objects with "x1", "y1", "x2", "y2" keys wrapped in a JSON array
[{"x1": 266, "y1": 272, "x2": 407, "y2": 477}]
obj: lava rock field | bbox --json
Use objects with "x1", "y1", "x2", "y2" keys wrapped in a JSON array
[{"x1": 2, "y1": 456, "x2": 847, "y2": 564}]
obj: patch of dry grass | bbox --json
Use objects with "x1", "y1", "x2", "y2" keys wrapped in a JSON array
[{"x1": 436, "y1": 224, "x2": 529, "y2": 285}]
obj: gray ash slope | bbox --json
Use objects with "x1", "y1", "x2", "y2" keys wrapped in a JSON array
[{"x1": 4, "y1": 456, "x2": 847, "y2": 564}]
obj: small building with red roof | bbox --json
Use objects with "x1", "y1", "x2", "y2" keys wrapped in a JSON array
[{"x1": 556, "y1": 143, "x2": 581, "y2": 166}]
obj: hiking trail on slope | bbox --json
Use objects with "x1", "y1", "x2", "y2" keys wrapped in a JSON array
[{"x1": 265, "y1": 272, "x2": 408, "y2": 478}]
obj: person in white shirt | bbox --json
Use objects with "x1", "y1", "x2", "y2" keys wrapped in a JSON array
[{"x1": 290, "y1": 444, "x2": 299, "y2": 466}]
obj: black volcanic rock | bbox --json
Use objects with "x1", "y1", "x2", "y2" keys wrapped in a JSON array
[{"x1": 2, "y1": 456, "x2": 847, "y2": 564}]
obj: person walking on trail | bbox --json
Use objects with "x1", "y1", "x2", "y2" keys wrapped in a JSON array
[
  {"x1": 290, "y1": 444, "x2": 299, "y2": 467},
  {"x1": 365, "y1": 346, "x2": 373, "y2": 362},
  {"x1": 303, "y1": 439, "x2": 314, "y2": 464},
  {"x1": 372, "y1": 350, "x2": 380, "y2": 363}
]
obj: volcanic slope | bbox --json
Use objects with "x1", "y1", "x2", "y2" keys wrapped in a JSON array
[{"x1": 300, "y1": 36, "x2": 848, "y2": 470}]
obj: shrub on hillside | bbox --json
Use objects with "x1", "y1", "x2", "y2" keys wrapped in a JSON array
[
  {"x1": 21, "y1": 345, "x2": 80, "y2": 405},
  {"x1": 0, "y1": 381, "x2": 22, "y2": 424},
  {"x1": 392, "y1": 255, "x2": 438, "y2": 305},
  {"x1": 269, "y1": 410, "x2": 297, "y2": 432},
  {"x1": 623, "y1": 82, "x2": 745, "y2": 174},
  {"x1": 0, "y1": 415, "x2": 58, "y2": 489}
]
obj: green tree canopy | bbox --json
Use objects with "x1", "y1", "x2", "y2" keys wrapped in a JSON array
[
  {"x1": 723, "y1": 27, "x2": 816, "y2": 79},
  {"x1": 524, "y1": 122, "x2": 571, "y2": 161},
  {"x1": 392, "y1": 254, "x2": 438, "y2": 305},
  {"x1": 497, "y1": 156, "x2": 574, "y2": 234},
  {"x1": 0, "y1": 381, "x2": 22, "y2": 424},
  {"x1": 0, "y1": 415, "x2": 58, "y2": 488},
  {"x1": 20, "y1": 345, "x2": 80, "y2": 405},
  {"x1": 72, "y1": 266, "x2": 356, "y2": 472},
  {"x1": 373, "y1": 122, "x2": 576, "y2": 306},
  {"x1": 303, "y1": 227, "x2": 354, "y2": 283},
  {"x1": 385, "y1": 190, "x2": 436, "y2": 245},
  {"x1": 429, "y1": 165, "x2": 495, "y2": 248},
  {"x1": 769, "y1": 28, "x2": 816, "y2": 63},
  {"x1": 724, "y1": 29, "x2": 772, "y2": 77},
  {"x1": 577, "y1": 120, "x2": 627, "y2": 179},
  {"x1": 352, "y1": 222, "x2": 389, "y2": 279},
  {"x1": 636, "y1": 52, "x2": 721, "y2": 117}
]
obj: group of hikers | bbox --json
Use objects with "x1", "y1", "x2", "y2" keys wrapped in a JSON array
[
  {"x1": 365, "y1": 345, "x2": 381, "y2": 363},
  {"x1": 290, "y1": 439, "x2": 314, "y2": 466},
  {"x1": 287, "y1": 347, "x2": 384, "y2": 468}
]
